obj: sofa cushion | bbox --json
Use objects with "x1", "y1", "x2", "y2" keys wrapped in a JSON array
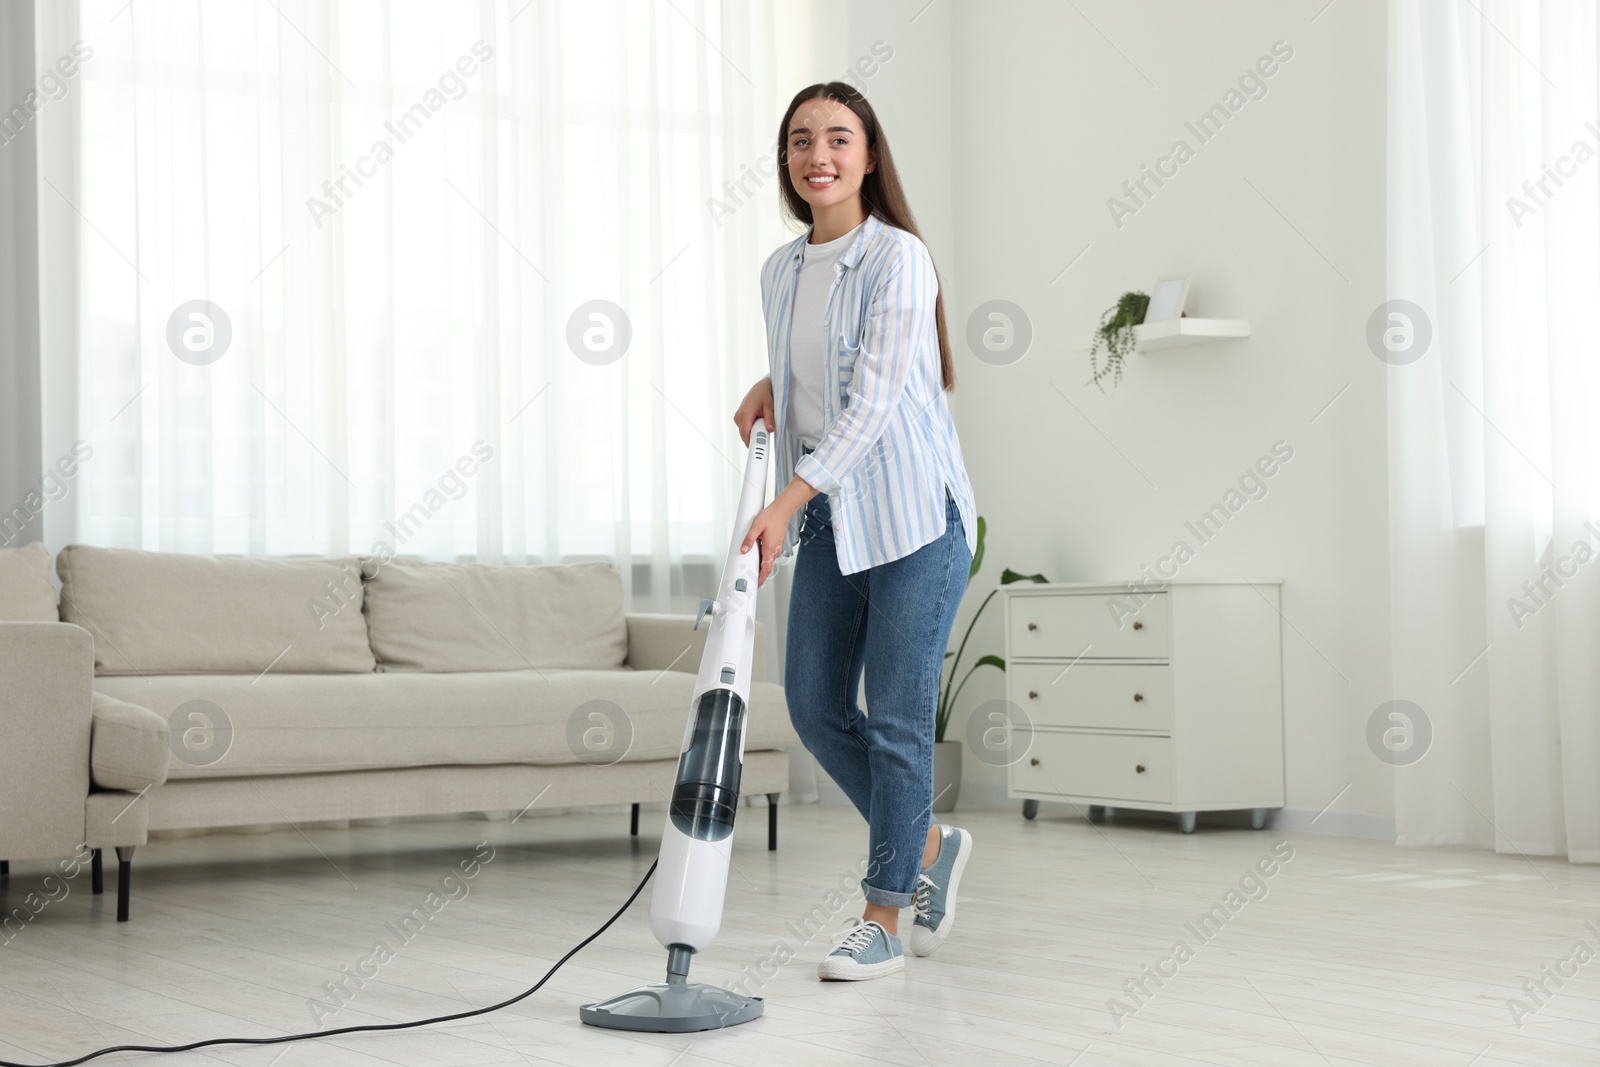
[
  {"x1": 90, "y1": 692, "x2": 171, "y2": 791},
  {"x1": 0, "y1": 542, "x2": 59, "y2": 621},
  {"x1": 93, "y1": 669, "x2": 798, "y2": 781},
  {"x1": 56, "y1": 545, "x2": 377, "y2": 675},
  {"x1": 362, "y1": 558, "x2": 627, "y2": 672}
]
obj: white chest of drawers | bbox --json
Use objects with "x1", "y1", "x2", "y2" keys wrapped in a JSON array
[{"x1": 1001, "y1": 580, "x2": 1284, "y2": 832}]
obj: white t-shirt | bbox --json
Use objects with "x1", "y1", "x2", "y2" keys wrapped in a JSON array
[{"x1": 785, "y1": 221, "x2": 863, "y2": 448}]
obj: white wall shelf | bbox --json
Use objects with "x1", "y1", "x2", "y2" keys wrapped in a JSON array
[{"x1": 1072, "y1": 317, "x2": 1250, "y2": 353}]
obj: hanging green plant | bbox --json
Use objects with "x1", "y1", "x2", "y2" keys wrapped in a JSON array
[{"x1": 1088, "y1": 290, "x2": 1149, "y2": 391}]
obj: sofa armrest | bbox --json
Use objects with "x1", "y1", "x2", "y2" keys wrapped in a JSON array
[
  {"x1": 0, "y1": 622, "x2": 94, "y2": 860},
  {"x1": 90, "y1": 692, "x2": 170, "y2": 792},
  {"x1": 625, "y1": 613, "x2": 769, "y2": 683}
]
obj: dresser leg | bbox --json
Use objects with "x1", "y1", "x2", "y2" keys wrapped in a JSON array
[
  {"x1": 1178, "y1": 812, "x2": 1197, "y2": 834},
  {"x1": 1021, "y1": 800, "x2": 1039, "y2": 821},
  {"x1": 1250, "y1": 808, "x2": 1269, "y2": 830},
  {"x1": 1087, "y1": 805, "x2": 1106, "y2": 823}
]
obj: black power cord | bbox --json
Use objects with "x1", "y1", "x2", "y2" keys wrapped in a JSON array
[{"x1": 0, "y1": 859, "x2": 658, "y2": 1067}]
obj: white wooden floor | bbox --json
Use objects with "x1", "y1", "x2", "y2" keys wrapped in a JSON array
[{"x1": 0, "y1": 803, "x2": 1596, "y2": 1066}]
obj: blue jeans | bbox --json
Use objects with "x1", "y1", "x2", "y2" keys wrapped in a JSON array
[{"x1": 784, "y1": 451, "x2": 972, "y2": 907}]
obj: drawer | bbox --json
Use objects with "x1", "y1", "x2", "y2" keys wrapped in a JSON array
[
  {"x1": 1011, "y1": 731, "x2": 1174, "y2": 803},
  {"x1": 1008, "y1": 592, "x2": 1169, "y2": 659},
  {"x1": 1012, "y1": 662, "x2": 1173, "y2": 732}
]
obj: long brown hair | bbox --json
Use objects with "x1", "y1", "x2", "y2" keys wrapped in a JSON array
[{"x1": 776, "y1": 82, "x2": 955, "y2": 391}]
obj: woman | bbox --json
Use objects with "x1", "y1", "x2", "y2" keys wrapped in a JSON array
[{"x1": 732, "y1": 82, "x2": 979, "y2": 981}]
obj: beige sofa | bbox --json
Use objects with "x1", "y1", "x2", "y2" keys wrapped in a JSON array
[{"x1": 0, "y1": 542, "x2": 797, "y2": 924}]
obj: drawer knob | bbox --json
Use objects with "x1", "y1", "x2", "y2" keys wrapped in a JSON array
[
  {"x1": 1028, "y1": 690, "x2": 1039, "y2": 700},
  {"x1": 1030, "y1": 757, "x2": 1040, "y2": 767},
  {"x1": 1027, "y1": 622, "x2": 1038, "y2": 631},
  {"x1": 1132, "y1": 621, "x2": 1144, "y2": 631},
  {"x1": 1133, "y1": 692, "x2": 1144, "y2": 702},
  {"x1": 1135, "y1": 764, "x2": 1146, "y2": 774}
]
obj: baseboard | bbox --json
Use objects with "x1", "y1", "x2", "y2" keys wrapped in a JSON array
[
  {"x1": 1247, "y1": 806, "x2": 1396, "y2": 839},
  {"x1": 816, "y1": 780, "x2": 1398, "y2": 842}
]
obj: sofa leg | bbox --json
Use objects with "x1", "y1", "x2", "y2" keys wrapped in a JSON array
[
  {"x1": 91, "y1": 849, "x2": 104, "y2": 894},
  {"x1": 630, "y1": 803, "x2": 640, "y2": 837},
  {"x1": 767, "y1": 793, "x2": 779, "y2": 851},
  {"x1": 0, "y1": 860, "x2": 8, "y2": 877},
  {"x1": 115, "y1": 847, "x2": 134, "y2": 923}
]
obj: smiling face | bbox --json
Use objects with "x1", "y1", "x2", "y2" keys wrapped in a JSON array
[{"x1": 785, "y1": 96, "x2": 875, "y2": 211}]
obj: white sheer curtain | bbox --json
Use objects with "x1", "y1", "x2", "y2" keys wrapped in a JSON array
[
  {"x1": 33, "y1": 0, "x2": 803, "y2": 618},
  {"x1": 1388, "y1": 0, "x2": 1600, "y2": 862},
  {"x1": 33, "y1": 0, "x2": 823, "y2": 804}
]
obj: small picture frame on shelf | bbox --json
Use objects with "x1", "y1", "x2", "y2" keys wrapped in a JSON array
[{"x1": 1145, "y1": 274, "x2": 1190, "y2": 322}]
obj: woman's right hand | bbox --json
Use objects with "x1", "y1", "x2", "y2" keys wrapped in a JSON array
[{"x1": 734, "y1": 376, "x2": 776, "y2": 446}]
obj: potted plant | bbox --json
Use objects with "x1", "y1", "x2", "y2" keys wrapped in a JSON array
[
  {"x1": 1088, "y1": 290, "x2": 1149, "y2": 391},
  {"x1": 933, "y1": 517, "x2": 1049, "y2": 812}
]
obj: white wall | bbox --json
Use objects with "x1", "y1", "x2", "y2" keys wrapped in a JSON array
[{"x1": 837, "y1": 0, "x2": 1393, "y2": 834}]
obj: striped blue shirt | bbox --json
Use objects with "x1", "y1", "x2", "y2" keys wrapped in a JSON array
[{"x1": 760, "y1": 213, "x2": 978, "y2": 576}]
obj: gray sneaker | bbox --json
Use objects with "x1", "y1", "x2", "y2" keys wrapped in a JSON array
[
  {"x1": 817, "y1": 918, "x2": 904, "y2": 981},
  {"x1": 909, "y1": 825, "x2": 972, "y2": 957}
]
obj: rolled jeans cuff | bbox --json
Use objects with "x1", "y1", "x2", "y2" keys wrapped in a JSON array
[{"x1": 861, "y1": 879, "x2": 915, "y2": 909}]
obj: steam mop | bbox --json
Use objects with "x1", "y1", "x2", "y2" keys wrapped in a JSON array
[{"x1": 578, "y1": 417, "x2": 772, "y2": 1033}]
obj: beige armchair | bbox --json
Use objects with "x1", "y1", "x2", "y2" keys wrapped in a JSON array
[{"x1": 0, "y1": 621, "x2": 169, "y2": 923}]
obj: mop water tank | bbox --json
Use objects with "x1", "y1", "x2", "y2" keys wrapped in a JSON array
[{"x1": 669, "y1": 689, "x2": 746, "y2": 843}]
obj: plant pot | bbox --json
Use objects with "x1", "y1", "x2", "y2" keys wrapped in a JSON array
[{"x1": 933, "y1": 740, "x2": 962, "y2": 814}]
